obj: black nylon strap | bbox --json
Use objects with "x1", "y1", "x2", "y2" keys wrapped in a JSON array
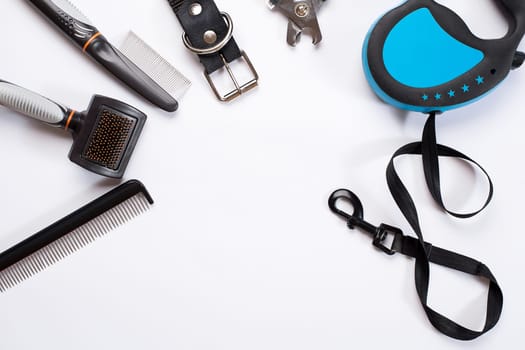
[
  {"x1": 421, "y1": 114, "x2": 494, "y2": 218},
  {"x1": 386, "y1": 113, "x2": 503, "y2": 340},
  {"x1": 167, "y1": 0, "x2": 242, "y2": 74}
]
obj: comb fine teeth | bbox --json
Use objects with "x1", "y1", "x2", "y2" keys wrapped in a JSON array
[
  {"x1": 0, "y1": 193, "x2": 150, "y2": 293},
  {"x1": 82, "y1": 109, "x2": 137, "y2": 170},
  {"x1": 52, "y1": 0, "x2": 93, "y2": 24},
  {"x1": 120, "y1": 31, "x2": 191, "y2": 101}
]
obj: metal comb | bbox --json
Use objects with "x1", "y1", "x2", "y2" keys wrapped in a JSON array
[
  {"x1": 119, "y1": 31, "x2": 191, "y2": 102},
  {"x1": 28, "y1": 0, "x2": 183, "y2": 112}
]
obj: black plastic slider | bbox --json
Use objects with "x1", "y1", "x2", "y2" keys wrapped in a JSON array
[
  {"x1": 328, "y1": 189, "x2": 403, "y2": 255},
  {"x1": 512, "y1": 51, "x2": 525, "y2": 69}
]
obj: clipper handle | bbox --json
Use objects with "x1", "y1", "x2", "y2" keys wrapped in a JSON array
[{"x1": 0, "y1": 80, "x2": 69, "y2": 126}]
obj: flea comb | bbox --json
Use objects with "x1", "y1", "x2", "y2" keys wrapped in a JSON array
[
  {"x1": 363, "y1": 0, "x2": 525, "y2": 113},
  {"x1": 0, "y1": 180, "x2": 153, "y2": 293},
  {"x1": 0, "y1": 80, "x2": 146, "y2": 178},
  {"x1": 28, "y1": 0, "x2": 190, "y2": 112}
]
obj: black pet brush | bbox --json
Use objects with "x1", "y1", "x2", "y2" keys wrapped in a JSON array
[{"x1": 0, "y1": 80, "x2": 146, "y2": 178}]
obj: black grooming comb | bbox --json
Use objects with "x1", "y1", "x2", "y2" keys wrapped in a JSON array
[
  {"x1": 0, "y1": 180, "x2": 153, "y2": 293},
  {"x1": 0, "y1": 80, "x2": 146, "y2": 178}
]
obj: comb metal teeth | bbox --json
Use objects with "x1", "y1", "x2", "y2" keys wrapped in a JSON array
[
  {"x1": 120, "y1": 31, "x2": 191, "y2": 101},
  {"x1": 0, "y1": 193, "x2": 150, "y2": 293},
  {"x1": 52, "y1": 0, "x2": 93, "y2": 25}
]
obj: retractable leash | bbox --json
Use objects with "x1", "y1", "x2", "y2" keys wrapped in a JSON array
[{"x1": 330, "y1": 0, "x2": 525, "y2": 340}]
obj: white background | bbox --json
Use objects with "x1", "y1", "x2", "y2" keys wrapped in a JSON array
[{"x1": 0, "y1": 0, "x2": 523, "y2": 348}]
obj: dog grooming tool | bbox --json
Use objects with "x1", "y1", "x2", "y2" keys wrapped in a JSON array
[
  {"x1": 0, "y1": 180, "x2": 153, "y2": 293},
  {"x1": 27, "y1": 0, "x2": 182, "y2": 112},
  {"x1": 120, "y1": 31, "x2": 192, "y2": 102},
  {"x1": 0, "y1": 80, "x2": 146, "y2": 178},
  {"x1": 327, "y1": 0, "x2": 525, "y2": 340},
  {"x1": 363, "y1": 0, "x2": 525, "y2": 112},
  {"x1": 268, "y1": 0, "x2": 326, "y2": 46}
]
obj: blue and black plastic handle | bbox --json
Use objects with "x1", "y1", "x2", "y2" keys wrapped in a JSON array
[{"x1": 363, "y1": 0, "x2": 525, "y2": 113}]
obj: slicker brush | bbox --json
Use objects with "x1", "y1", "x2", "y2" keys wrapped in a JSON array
[{"x1": 0, "y1": 80, "x2": 146, "y2": 178}]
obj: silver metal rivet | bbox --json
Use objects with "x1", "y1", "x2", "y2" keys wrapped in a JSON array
[
  {"x1": 189, "y1": 3, "x2": 202, "y2": 16},
  {"x1": 203, "y1": 30, "x2": 217, "y2": 44},
  {"x1": 295, "y1": 3, "x2": 309, "y2": 17}
]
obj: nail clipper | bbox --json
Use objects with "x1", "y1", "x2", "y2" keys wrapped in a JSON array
[{"x1": 268, "y1": 0, "x2": 325, "y2": 46}]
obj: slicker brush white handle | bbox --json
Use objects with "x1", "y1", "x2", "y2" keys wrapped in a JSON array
[{"x1": 0, "y1": 81, "x2": 68, "y2": 125}]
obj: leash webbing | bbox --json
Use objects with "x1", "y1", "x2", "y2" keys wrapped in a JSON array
[{"x1": 330, "y1": 112, "x2": 503, "y2": 340}]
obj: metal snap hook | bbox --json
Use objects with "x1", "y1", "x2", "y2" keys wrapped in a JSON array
[
  {"x1": 329, "y1": 188, "x2": 404, "y2": 255},
  {"x1": 328, "y1": 189, "x2": 364, "y2": 226}
]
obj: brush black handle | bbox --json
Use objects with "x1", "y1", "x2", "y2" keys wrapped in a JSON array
[
  {"x1": 0, "y1": 180, "x2": 153, "y2": 272},
  {"x1": 0, "y1": 80, "x2": 72, "y2": 128},
  {"x1": 28, "y1": 0, "x2": 179, "y2": 112}
]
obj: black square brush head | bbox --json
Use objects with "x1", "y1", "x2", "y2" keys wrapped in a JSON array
[{"x1": 68, "y1": 95, "x2": 146, "y2": 178}]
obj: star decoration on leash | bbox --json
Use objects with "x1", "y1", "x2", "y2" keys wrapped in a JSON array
[{"x1": 476, "y1": 75, "x2": 485, "y2": 85}]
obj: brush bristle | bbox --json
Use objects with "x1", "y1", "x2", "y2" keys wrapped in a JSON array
[
  {"x1": 82, "y1": 109, "x2": 137, "y2": 170},
  {"x1": 120, "y1": 31, "x2": 191, "y2": 100},
  {"x1": 0, "y1": 193, "x2": 151, "y2": 293}
]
